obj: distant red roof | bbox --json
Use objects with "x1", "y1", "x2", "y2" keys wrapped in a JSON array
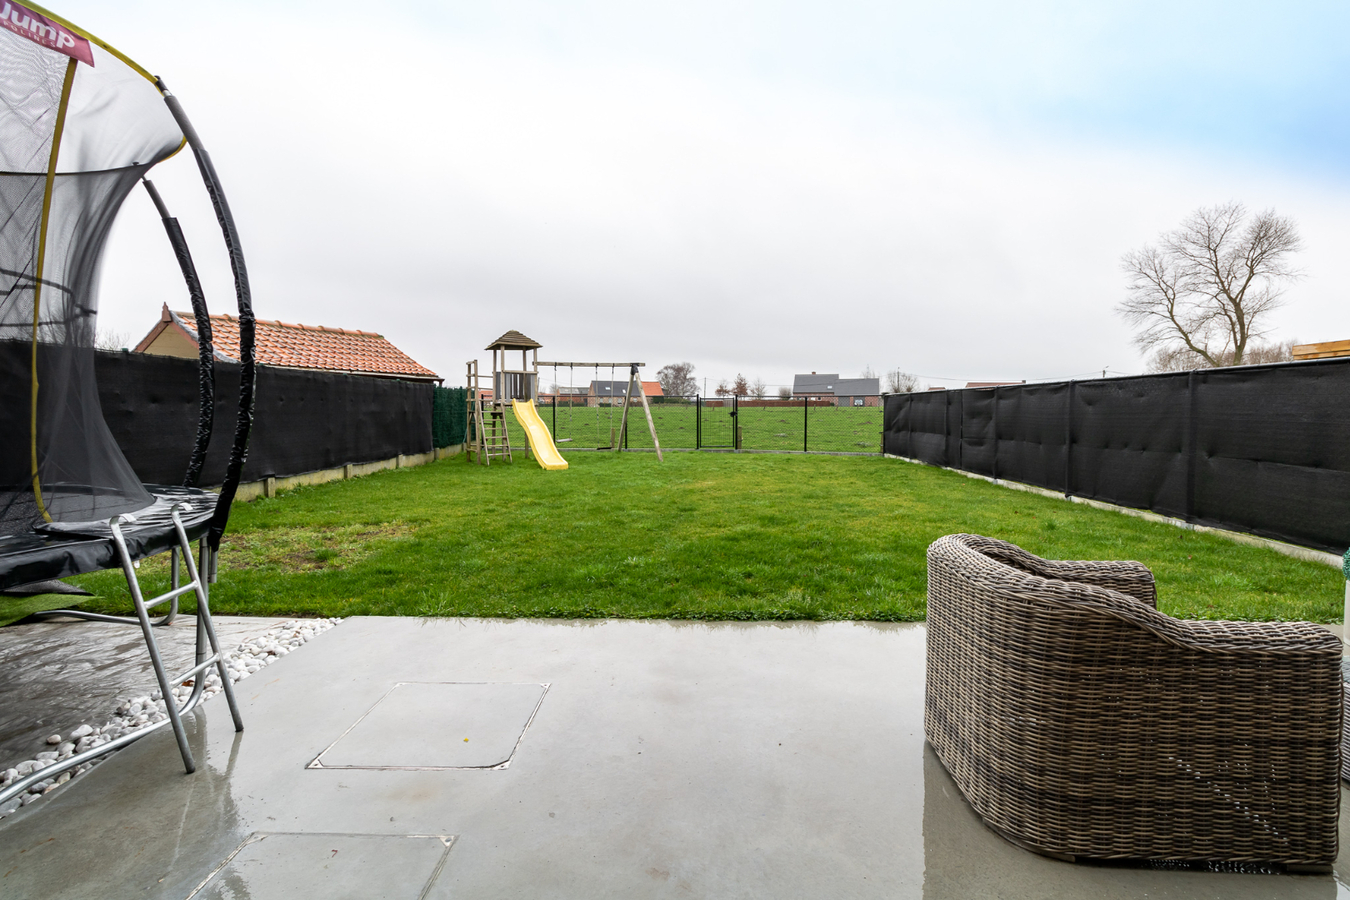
[{"x1": 135, "y1": 305, "x2": 439, "y2": 382}]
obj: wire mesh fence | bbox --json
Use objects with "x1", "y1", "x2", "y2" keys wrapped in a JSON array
[{"x1": 540, "y1": 395, "x2": 884, "y2": 454}]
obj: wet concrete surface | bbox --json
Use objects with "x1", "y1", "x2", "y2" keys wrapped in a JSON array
[
  {"x1": 0, "y1": 617, "x2": 1348, "y2": 898},
  {"x1": 0, "y1": 615, "x2": 293, "y2": 765}
]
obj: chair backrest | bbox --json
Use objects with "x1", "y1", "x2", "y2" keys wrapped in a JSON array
[{"x1": 925, "y1": 532, "x2": 1343, "y2": 865}]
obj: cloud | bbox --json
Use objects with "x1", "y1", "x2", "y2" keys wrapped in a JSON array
[{"x1": 76, "y1": 2, "x2": 1350, "y2": 388}]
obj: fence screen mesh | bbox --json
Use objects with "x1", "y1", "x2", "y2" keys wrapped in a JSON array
[
  {"x1": 884, "y1": 361, "x2": 1350, "y2": 553},
  {"x1": 98, "y1": 352, "x2": 434, "y2": 485}
]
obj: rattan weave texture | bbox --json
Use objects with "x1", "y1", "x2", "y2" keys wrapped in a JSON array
[{"x1": 925, "y1": 533, "x2": 1342, "y2": 866}]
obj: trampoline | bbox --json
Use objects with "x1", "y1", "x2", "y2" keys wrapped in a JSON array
[{"x1": 0, "y1": 4, "x2": 256, "y2": 804}]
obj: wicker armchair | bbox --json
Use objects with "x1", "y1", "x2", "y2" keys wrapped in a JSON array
[{"x1": 925, "y1": 533, "x2": 1342, "y2": 870}]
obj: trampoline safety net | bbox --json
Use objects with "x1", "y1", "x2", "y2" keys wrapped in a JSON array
[{"x1": 0, "y1": 6, "x2": 184, "y2": 536}]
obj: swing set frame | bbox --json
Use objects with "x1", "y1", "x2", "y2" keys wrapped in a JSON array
[{"x1": 540, "y1": 360, "x2": 663, "y2": 462}]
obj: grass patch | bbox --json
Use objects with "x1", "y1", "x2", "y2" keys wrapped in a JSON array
[{"x1": 67, "y1": 452, "x2": 1342, "y2": 623}]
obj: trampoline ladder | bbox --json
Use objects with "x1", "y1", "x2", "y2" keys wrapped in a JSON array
[
  {"x1": 0, "y1": 507, "x2": 244, "y2": 807},
  {"x1": 110, "y1": 505, "x2": 244, "y2": 775}
]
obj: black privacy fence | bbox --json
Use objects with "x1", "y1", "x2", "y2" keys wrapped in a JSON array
[
  {"x1": 882, "y1": 359, "x2": 1350, "y2": 553},
  {"x1": 97, "y1": 351, "x2": 438, "y2": 486},
  {"x1": 540, "y1": 395, "x2": 884, "y2": 454}
]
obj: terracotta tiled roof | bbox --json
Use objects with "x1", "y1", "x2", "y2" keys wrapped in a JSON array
[{"x1": 168, "y1": 308, "x2": 438, "y2": 380}]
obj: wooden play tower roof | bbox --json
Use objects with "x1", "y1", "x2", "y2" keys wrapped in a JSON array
[{"x1": 486, "y1": 330, "x2": 542, "y2": 351}]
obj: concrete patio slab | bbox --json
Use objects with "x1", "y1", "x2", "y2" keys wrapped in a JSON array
[
  {"x1": 311, "y1": 681, "x2": 547, "y2": 769},
  {"x1": 0, "y1": 617, "x2": 1346, "y2": 899},
  {"x1": 188, "y1": 832, "x2": 454, "y2": 900}
]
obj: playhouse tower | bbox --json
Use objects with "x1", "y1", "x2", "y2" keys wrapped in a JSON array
[{"x1": 466, "y1": 330, "x2": 542, "y2": 464}]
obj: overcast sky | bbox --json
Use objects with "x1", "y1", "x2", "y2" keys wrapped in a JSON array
[{"x1": 66, "y1": 0, "x2": 1350, "y2": 389}]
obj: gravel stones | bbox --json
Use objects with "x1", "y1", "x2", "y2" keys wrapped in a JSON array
[{"x1": 0, "y1": 617, "x2": 340, "y2": 819}]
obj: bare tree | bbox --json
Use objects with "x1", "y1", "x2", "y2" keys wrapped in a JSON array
[
  {"x1": 732, "y1": 373, "x2": 750, "y2": 397},
  {"x1": 1147, "y1": 339, "x2": 1297, "y2": 373},
  {"x1": 714, "y1": 379, "x2": 730, "y2": 397},
  {"x1": 95, "y1": 328, "x2": 129, "y2": 351},
  {"x1": 777, "y1": 385, "x2": 792, "y2": 400},
  {"x1": 656, "y1": 362, "x2": 697, "y2": 399},
  {"x1": 886, "y1": 369, "x2": 920, "y2": 393},
  {"x1": 1119, "y1": 204, "x2": 1301, "y2": 368},
  {"x1": 750, "y1": 377, "x2": 767, "y2": 400},
  {"x1": 860, "y1": 364, "x2": 877, "y2": 379}
]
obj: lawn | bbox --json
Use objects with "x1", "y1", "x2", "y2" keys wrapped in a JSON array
[{"x1": 69, "y1": 451, "x2": 1343, "y2": 623}]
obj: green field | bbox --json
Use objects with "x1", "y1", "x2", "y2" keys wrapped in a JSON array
[
  {"x1": 541, "y1": 400, "x2": 883, "y2": 453},
  {"x1": 63, "y1": 452, "x2": 1342, "y2": 624}
]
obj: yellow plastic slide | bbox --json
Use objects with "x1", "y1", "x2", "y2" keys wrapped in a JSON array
[{"x1": 510, "y1": 399, "x2": 569, "y2": 470}]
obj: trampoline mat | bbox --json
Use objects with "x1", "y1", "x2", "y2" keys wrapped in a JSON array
[{"x1": 0, "y1": 486, "x2": 216, "y2": 591}]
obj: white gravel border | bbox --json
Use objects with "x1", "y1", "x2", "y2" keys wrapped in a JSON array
[{"x1": 0, "y1": 618, "x2": 341, "y2": 819}]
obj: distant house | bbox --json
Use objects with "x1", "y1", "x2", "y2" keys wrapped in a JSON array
[
  {"x1": 965, "y1": 381, "x2": 1025, "y2": 389},
  {"x1": 539, "y1": 385, "x2": 590, "y2": 404},
  {"x1": 587, "y1": 380, "x2": 662, "y2": 406},
  {"x1": 791, "y1": 372, "x2": 881, "y2": 407},
  {"x1": 135, "y1": 304, "x2": 440, "y2": 383}
]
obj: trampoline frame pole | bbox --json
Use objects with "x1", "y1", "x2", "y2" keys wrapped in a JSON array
[
  {"x1": 115, "y1": 514, "x2": 196, "y2": 771},
  {"x1": 157, "y1": 80, "x2": 255, "y2": 552},
  {"x1": 142, "y1": 177, "x2": 215, "y2": 488},
  {"x1": 172, "y1": 513, "x2": 243, "y2": 734}
]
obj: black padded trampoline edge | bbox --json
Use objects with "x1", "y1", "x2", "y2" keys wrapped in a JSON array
[{"x1": 0, "y1": 486, "x2": 216, "y2": 591}]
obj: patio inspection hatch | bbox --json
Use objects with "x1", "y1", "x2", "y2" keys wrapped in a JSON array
[
  {"x1": 187, "y1": 833, "x2": 455, "y2": 900},
  {"x1": 309, "y1": 682, "x2": 549, "y2": 770}
]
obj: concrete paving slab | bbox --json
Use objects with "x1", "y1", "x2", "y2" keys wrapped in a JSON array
[
  {"x1": 188, "y1": 832, "x2": 454, "y2": 900},
  {"x1": 312, "y1": 682, "x2": 547, "y2": 769},
  {"x1": 0, "y1": 615, "x2": 294, "y2": 764},
  {"x1": 0, "y1": 617, "x2": 1346, "y2": 899}
]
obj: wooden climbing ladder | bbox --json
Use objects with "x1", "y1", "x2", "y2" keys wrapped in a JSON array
[{"x1": 466, "y1": 360, "x2": 513, "y2": 465}]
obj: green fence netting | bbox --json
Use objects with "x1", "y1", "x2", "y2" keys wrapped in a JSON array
[{"x1": 433, "y1": 387, "x2": 468, "y2": 448}]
